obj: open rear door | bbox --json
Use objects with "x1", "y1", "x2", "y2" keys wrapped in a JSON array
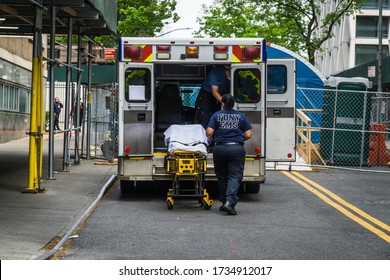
[
  {"x1": 266, "y1": 59, "x2": 296, "y2": 162},
  {"x1": 118, "y1": 63, "x2": 154, "y2": 156}
]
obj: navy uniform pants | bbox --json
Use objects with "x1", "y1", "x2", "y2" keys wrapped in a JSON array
[{"x1": 213, "y1": 144, "x2": 245, "y2": 206}]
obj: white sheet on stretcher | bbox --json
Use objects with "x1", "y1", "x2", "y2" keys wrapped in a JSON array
[{"x1": 164, "y1": 124, "x2": 208, "y2": 156}]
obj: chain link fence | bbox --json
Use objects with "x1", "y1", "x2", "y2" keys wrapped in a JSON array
[
  {"x1": 47, "y1": 82, "x2": 118, "y2": 161},
  {"x1": 296, "y1": 87, "x2": 390, "y2": 172},
  {"x1": 80, "y1": 84, "x2": 118, "y2": 160}
]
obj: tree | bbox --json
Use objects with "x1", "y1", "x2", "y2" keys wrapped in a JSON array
[
  {"x1": 97, "y1": 0, "x2": 179, "y2": 47},
  {"x1": 195, "y1": 0, "x2": 303, "y2": 54},
  {"x1": 196, "y1": 0, "x2": 364, "y2": 65}
]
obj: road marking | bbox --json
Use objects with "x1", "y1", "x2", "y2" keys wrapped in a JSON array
[
  {"x1": 291, "y1": 171, "x2": 390, "y2": 232},
  {"x1": 281, "y1": 171, "x2": 390, "y2": 243}
]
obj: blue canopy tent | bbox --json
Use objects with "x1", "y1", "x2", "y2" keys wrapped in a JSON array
[{"x1": 266, "y1": 43, "x2": 324, "y2": 89}]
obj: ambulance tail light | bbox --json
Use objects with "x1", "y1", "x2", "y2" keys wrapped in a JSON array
[
  {"x1": 214, "y1": 45, "x2": 229, "y2": 60},
  {"x1": 156, "y1": 45, "x2": 171, "y2": 60},
  {"x1": 181, "y1": 46, "x2": 199, "y2": 59},
  {"x1": 287, "y1": 153, "x2": 293, "y2": 158},
  {"x1": 243, "y1": 46, "x2": 260, "y2": 60},
  {"x1": 124, "y1": 146, "x2": 131, "y2": 154},
  {"x1": 254, "y1": 146, "x2": 261, "y2": 154},
  {"x1": 186, "y1": 46, "x2": 199, "y2": 54},
  {"x1": 124, "y1": 45, "x2": 142, "y2": 59}
]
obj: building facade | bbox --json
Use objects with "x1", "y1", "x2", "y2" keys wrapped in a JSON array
[
  {"x1": 0, "y1": 37, "x2": 33, "y2": 143},
  {"x1": 315, "y1": 0, "x2": 390, "y2": 77}
]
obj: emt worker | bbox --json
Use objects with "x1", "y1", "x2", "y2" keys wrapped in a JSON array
[
  {"x1": 206, "y1": 94, "x2": 252, "y2": 215},
  {"x1": 197, "y1": 65, "x2": 231, "y2": 129}
]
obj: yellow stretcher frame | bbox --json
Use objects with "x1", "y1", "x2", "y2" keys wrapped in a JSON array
[{"x1": 165, "y1": 150, "x2": 214, "y2": 210}]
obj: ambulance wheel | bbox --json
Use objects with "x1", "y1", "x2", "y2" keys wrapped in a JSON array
[
  {"x1": 120, "y1": 180, "x2": 136, "y2": 194},
  {"x1": 245, "y1": 183, "x2": 260, "y2": 194},
  {"x1": 167, "y1": 200, "x2": 174, "y2": 210}
]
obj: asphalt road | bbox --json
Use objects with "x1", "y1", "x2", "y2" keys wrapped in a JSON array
[{"x1": 62, "y1": 169, "x2": 390, "y2": 260}]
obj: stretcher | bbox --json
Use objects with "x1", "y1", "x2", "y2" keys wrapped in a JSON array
[{"x1": 164, "y1": 124, "x2": 214, "y2": 210}]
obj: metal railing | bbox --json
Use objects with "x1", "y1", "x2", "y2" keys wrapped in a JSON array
[{"x1": 296, "y1": 88, "x2": 390, "y2": 172}]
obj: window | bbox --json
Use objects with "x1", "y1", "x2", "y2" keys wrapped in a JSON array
[
  {"x1": 0, "y1": 84, "x2": 3, "y2": 109},
  {"x1": 355, "y1": 45, "x2": 389, "y2": 65},
  {"x1": 124, "y1": 68, "x2": 151, "y2": 103},
  {"x1": 180, "y1": 85, "x2": 201, "y2": 108},
  {"x1": 356, "y1": 16, "x2": 389, "y2": 38},
  {"x1": 267, "y1": 65, "x2": 287, "y2": 94},
  {"x1": 362, "y1": 0, "x2": 390, "y2": 9},
  {"x1": 3, "y1": 85, "x2": 9, "y2": 109},
  {"x1": 19, "y1": 88, "x2": 30, "y2": 113},
  {"x1": 0, "y1": 82, "x2": 30, "y2": 112},
  {"x1": 233, "y1": 68, "x2": 261, "y2": 103}
]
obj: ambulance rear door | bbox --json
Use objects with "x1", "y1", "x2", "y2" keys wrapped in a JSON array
[
  {"x1": 231, "y1": 63, "x2": 266, "y2": 158},
  {"x1": 118, "y1": 62, "x2": 154, "y2": 156},
  {"x1": 266, "y1": 59, "x2": 296, "y2": 161}
]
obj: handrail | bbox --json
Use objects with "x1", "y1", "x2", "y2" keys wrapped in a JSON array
[{"x1": 296, "y1": 109, "x2": 326, "y2": 166}]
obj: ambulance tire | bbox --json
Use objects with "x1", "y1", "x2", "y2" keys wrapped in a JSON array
[
  {"x1": 120, "y1": 180, "x2": 136, "y2": 194},
  {"x1": 245, "y1": 183, "x2": 260, "y2": 194}
]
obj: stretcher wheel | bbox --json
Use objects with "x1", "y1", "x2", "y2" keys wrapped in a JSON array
[
  {"x1": 167, "y1": 200, "x2": 174, "y2": 210},
  {"x1": 203, "y1": 203, "x2": 212, "y2": 210},
  {"x1": 202, "y1": 198, "x2": 213, "y2": 210}
]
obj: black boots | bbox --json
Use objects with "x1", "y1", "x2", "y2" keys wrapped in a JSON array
[{"x1": 221, "y1": 201, "x2": 237, "y2": 215}]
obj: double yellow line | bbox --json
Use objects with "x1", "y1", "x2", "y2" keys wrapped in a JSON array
[{"x1": 282, "y1": 171, "x2": 390, "y2": 243}]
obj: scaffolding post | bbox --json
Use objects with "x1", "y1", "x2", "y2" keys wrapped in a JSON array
[
  {"x1": 47, "y1": 6, "x2": 57, "y2": 180},
  {"x1": 86, "y1": 40, "x2": 93, "y2": 159},
  {"x1": 62, "y1": 18, "x2": 73, "y2": 172},
  {"x1": 23, "y1": 3, "x2": 45, "y2": 193},
  {"x1": 73, "y1": 32, "x2": 83, "y2": 164}
]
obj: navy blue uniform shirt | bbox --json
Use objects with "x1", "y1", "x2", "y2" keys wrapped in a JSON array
[
  {"x1": 201, "y1": 67, "x2": 230, "y2": 94},
  {"x1": 207, "y1": 109, "x2": 252, "y2": 144}
]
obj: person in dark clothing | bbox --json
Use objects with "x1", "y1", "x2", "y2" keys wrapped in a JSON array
[
  {"x1": 197, "y1": 65, "x2": 231, "y2": 129},
  {"x1": 53, "y1": 97, "x2": 63, "y2": 131},
  {"x1": 71, "y1": 101, "x2": 84, "y2": 128},
  {"x1": 206, "y1": 94, "x2": 252, "y2": 215}
]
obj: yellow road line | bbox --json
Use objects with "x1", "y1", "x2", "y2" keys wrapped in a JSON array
[
  {"x1": 281, "y1": 171, "x2": 390, "y2": 243},
  {"x1": 291, "y1": 171, "x2": 390, "y2": 233}
]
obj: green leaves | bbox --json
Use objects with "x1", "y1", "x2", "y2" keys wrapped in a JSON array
[
  {"x1": 95, "y1": 0, "x2": 178, "y2": 47},
  {"x1": 196, "y1": 0, "x2": 364, "y2": 65}
]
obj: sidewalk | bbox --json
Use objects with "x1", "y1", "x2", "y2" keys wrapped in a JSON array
[{"x1": 0, "y1": 133, "x2": 117, "y2": 260}]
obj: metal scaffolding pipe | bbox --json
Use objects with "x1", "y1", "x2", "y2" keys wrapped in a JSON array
[
  {"x1": 74, "y1": 32, "x2": 83, "y2": 164},
  {"x1": 62, "y1": 18, "x2": 73, "y2": 172},
  {"x1": 47, "y1": 6, "x2": 57, "y2": 180},
  {"x1": 24, "y1": 3, "x2": 44, "y2": 193},
  {"x1": 86, "y1": 40, "x2": 93, "y2": 159}
]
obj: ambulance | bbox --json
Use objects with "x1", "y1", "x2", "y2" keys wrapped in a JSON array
[{"x1": 117, "y1": 37, "x2": 296, "y2": 193}]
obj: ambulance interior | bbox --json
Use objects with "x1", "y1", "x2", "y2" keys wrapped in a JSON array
[{"x1": 154, "y1": 63, "x2": 208, "y2": 149}]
